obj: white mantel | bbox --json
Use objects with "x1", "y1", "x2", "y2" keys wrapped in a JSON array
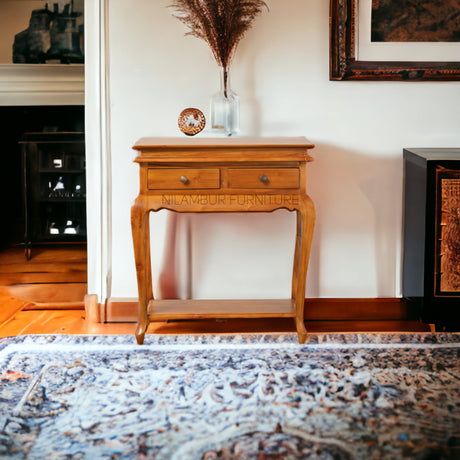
[{"x1": 0, "y1": 63, "x2": 84, "y2": 105}]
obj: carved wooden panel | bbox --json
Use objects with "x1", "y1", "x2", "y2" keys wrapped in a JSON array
[{"x1": 437, "y1": 169, "x2": 460, "y2": 294}]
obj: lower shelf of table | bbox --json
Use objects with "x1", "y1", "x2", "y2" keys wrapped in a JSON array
[{"x1": 146, "y1": 299, "x2": 296, "y2": 321}]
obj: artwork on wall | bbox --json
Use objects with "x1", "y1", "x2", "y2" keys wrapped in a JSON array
[
  {"x1": 371, "y1": 0, "x2": 460, "y2": 43},
  {"x1": 329, "y1": 0, "x2": 460, "y2": 80},
  {"x1": 11, "y1": 1, "x2": 84, "y2": 64}
]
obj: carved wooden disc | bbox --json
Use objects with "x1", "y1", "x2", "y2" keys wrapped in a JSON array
[{"x1": 178, "y1": 108, "x2": 206, "y2": 136}]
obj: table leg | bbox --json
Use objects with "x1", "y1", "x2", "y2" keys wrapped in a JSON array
[
  {"x1": 131, "y1": 202, "x2": 152, "y2": 344},
  {"x1": 292, "y1": 209, "x2": 302, "y2": 302},
  {"x1": 294, "y1": 196, "x2": 316, "y2": 344}
]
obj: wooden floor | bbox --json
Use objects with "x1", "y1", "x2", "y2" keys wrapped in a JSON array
[
  {"x1": 0, "y1": 310, "x2": 432, "y2": 338},
  {"x1": 0, "y1": 244, "x2": 87, "y2": 305},
  {"x1": 0, "y1": 244, "x2": 434, "y2": 337},
  {"x1": 0, "y1": 244, "x2": 87, "y2": 329}
]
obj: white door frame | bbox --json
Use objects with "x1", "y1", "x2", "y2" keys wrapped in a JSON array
[{"x1": 85, "y1": 0, "x2": 112, "y2": 303}]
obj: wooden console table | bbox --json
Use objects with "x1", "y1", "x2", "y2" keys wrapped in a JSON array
[{"x1": 131, "y1": 137, "x2": 315, "y2": 344}]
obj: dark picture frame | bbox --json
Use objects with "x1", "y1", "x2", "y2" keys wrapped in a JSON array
[{"x1": 329, "y1": 0, "x2": 460, "y2": 81}]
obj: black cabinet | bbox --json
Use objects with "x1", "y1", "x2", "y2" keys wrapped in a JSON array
[
  {"x1": 21, "y1": 132, "x2": 86, "y2": 258},
  {"x1": 403, "y1": 148, "x2": 460, "y2": 330}
]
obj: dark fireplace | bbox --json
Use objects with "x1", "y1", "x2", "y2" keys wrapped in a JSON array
[{"x1": 0, "y1": 105, "x2": 84, "y2": 251}]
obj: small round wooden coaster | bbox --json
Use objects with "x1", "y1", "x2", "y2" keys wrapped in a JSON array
[{"x1": 178, "y1": 108, "x2": 206, "y2": 136}]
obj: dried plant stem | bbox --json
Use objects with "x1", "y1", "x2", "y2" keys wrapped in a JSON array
[
  {"x1": 222, "y1": 66, "x2": 229, "y2": 97},
  {"x1": 170, "y1": 0, "x2": 268, "y2": 94}
]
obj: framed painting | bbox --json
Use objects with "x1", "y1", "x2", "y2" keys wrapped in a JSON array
[{"x1": 330, "y1": 0, "x2": 460, "y2": 81}]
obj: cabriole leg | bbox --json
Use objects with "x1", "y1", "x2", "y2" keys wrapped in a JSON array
[
  {"x1": 131, "y1": 202, "x2": 151, "y2": 344},
  {"x1": 294, "y1": 197, "x2": 315, "y2": 344}
]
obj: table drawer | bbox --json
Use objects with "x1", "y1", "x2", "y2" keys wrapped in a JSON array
[
  {"x1": 147, "y1": 168, "x2": 220, "y2": 190},
  {"x1": 227, "y1": 168, "x2": 299, "y2": 189}
]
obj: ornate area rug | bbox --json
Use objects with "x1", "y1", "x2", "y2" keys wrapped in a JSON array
[{"x1": 0, "y1": 333, "x2": 459, "y2": 459}]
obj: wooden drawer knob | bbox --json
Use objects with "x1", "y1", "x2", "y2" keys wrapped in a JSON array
[
  {"x1": 259, "y1": 174, "x2": 268, "y2": 184},
  {"x1": 180, "y1": 175, "x2": 189, "y2": 185}
]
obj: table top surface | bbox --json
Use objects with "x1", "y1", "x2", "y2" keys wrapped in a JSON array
[
  {"x1": 133, "y1": 137, "x2": 315, "y2": 164},
  {"x1": 133, "y1": 136, "x2": 314, "y2": 150}
]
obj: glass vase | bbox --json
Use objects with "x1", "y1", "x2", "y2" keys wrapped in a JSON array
[{"x1": 210, "y1": 66, "x2": 239, "y2": 136}]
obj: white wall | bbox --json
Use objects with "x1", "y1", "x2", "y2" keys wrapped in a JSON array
[{"x1": 107, "y1": 0, "x2": 460, "y2": 301}]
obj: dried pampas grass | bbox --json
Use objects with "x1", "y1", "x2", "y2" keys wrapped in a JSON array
[{"x1": 169, "y1": 0, "x2": 268, "y2": 70}]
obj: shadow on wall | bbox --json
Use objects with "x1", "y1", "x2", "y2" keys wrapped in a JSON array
[
  {"x1": 237, "y1": 55, "x2": 262, "y2": 137},
  {"x1": 308, "y1": 143, "x2": 403, "y2": 298},
  {"x1": 157, "y1": 143, "x2": 403, "y2": 300},
  {"x1": 157, "y1": 209, "x2": 297, "y2": 300}
]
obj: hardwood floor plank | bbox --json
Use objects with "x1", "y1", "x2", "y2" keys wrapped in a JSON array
[
  {"x1": 7, "y1": 283, "x2": 87, "y2": 304},
  {"x1": 0, "y1": 262, "x2": 87, "y2": 274},
  {"x1": 0, "y1": 310, "x2": 136, "y2": 337},
  {"x1": 0, "y1": 272, "x2": 87, "y2": 285},
  {"x1": 0, "y1": 287, "x2": 32, "y2": 328},
  {"x1": 148, "y1": 319, "x2": 432, "y2": 335},
  {"x1": 0, "y1": 246, "x2": 86, "y2": 265},
  {"x1": 0, "y1": 310, "x2": 433, "y2": 338},
  {"x1": 0, "y1": 245, "x2": 87, "y2": 310}
]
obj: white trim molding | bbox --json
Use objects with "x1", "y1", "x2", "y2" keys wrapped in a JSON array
[
  {"x1": 0, "y1": 64, "x2": 84, "y2": 105},
  {"x1": 84, "y1": 0, "x2": 112, "y2": 304}
]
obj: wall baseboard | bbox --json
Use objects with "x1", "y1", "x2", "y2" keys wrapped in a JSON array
[
  {"x1": 102, "y1": 297, "x2": 415, "y2": 323},
  {"x1": 304, "y1": 298, "x2": 417, "y2": 321}
]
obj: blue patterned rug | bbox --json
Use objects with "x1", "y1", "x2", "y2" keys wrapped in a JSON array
[{"x1": 0, "y1": 333, "x2": 459, "y2": 459}]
